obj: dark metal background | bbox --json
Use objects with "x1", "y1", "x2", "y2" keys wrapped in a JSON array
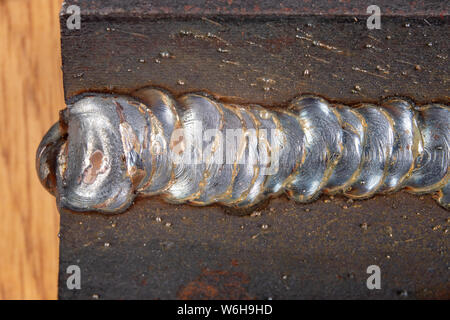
[{"x1": 58, "y1": 0, "x2": 449, "y2": 299}]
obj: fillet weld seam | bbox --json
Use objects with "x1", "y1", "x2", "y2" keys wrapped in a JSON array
[{"x1": 36, "y1": 88, "x2": 450, "y2": 213}]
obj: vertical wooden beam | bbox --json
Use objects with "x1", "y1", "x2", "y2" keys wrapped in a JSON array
[{"x1": 0, "y1": 0, "x2": 64, "y2": 300}]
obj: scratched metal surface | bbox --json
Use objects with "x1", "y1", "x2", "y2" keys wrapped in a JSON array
[
  {"x1": 61, "y1": 0, "x2": 448, "y2": 18},
  {"x1": 60, "y1": 15, "x2": 449, "y2": 106},
  {"x1": 58, "y1": 1, "x2": 449, "y2": 299}
]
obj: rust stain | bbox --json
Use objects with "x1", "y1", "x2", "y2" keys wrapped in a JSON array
[
  {"x1": 177, "y1": 268, "x2": 253, "y2": 300},
  {"x1": 82, "y1": 150, "x2": 106, "y2": 185},
  {"x1": 114, "y1": 101, "x2": 126, "y2": 123}
]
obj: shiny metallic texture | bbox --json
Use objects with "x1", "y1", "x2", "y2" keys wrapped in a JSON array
[{"x1": 37, "y1": 88, "x2": 449, "y2": 213}]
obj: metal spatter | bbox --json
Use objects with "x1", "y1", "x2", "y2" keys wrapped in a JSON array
[{"x1": 37, "y1": 88, "x2": 450, "y2": 213}]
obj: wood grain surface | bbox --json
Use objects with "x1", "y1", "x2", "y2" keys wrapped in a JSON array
[{"x1": 0, "y1": 0, "x2": 63, "y2": 300}]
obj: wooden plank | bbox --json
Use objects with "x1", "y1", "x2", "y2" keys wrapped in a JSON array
[{"x1": 0, "y1": 0, "x2": 64, "y2": 300}]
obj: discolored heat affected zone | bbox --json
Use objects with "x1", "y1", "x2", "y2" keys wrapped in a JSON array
[{"x1": 116, "y1": 111, "x2": 146, "y2": 189}]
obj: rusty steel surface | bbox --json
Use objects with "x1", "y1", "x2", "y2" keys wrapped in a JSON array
[
  {"x1": 58, "y1": 0, "x2": 449, "y2": 299},
  {"x1": 60, "y1": 15, "x2": 449, "y2": 106},
  {"x1": 59, "y1": 193, "x2": 449, "y2": 299},
  {"x1": 61, "y1": 0, "x2": 448, "y2": 17}
]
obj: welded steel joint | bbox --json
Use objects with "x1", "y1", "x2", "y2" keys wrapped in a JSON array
[{"x1": 37, "y1": 87, "x2": 450, "y2": 213}]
